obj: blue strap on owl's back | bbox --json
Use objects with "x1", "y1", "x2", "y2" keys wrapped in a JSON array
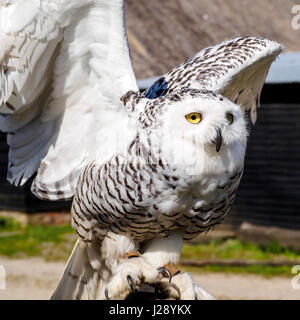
[{"x1": 144, "y1": 77, "x2": 169, "y2": 99}]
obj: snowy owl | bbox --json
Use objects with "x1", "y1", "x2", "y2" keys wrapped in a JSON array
[{"x1": 0, "y1": 0, "x2": 282, "y2": 300}]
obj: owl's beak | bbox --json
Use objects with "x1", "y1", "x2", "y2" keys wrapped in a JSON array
[{"x1": 213, "y1": 128, "x2": 222, "y2": 152}]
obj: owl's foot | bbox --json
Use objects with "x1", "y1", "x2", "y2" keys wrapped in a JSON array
[
  {"x1": 104, "y1": 252, "x2": 163, "y2": 300},
  {"x1": 158, "y1": 272, "x2": 215, "y2": 300}
]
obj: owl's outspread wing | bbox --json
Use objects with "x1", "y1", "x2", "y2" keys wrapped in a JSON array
[
  {"x1": 0, "y1": 0, "x2": 137, "y2": 199},
  {"x1": 1, "y1": 1, "x2": 282, "y2": 301},
  {"x1": 0, "y1": 2, "x2": 282, "y2": 200},
  {"x1": 145, "y1": 37, "x2": 282, "y2": 123}
]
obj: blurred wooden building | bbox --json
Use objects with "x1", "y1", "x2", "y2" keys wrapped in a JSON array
[{"x1": 228, "y1": 54, "x2": 300, "y2": 230}]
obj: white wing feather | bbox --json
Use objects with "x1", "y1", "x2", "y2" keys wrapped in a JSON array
[
  {"x1": 191, "y1": 37, "x2": 283, "y2": 123},
  {"x1": 145, "y1": 37, "x2": 282, "y2": 124},
  {"x1": 0, "y1": 0, "x2": 138, "y2": 200},
  {"x1": 0, "y1": 0, "x2": 62, "y2": 114}
]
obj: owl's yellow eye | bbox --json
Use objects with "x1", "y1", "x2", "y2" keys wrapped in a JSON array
[
  {"x1": 185, "y1": 112, "x2": 202, "y2": 124},
  {"x1": 226, "y1": 112, "x2": 234, "y2": 125}
]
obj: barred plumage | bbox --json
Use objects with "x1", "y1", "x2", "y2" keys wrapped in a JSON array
[
  {"x1": 73, "y1": 90, "x2": 244, "y2": 246},
  {"x1": 0, "y1": 0, "x2": 281, "y2": 300}
]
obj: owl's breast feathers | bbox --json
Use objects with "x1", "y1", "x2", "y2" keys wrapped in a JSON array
[{"x1": 71, "y1": 131, "x2": 243, "y2": 243}]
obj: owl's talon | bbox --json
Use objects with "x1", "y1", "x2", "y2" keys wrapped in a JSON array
[
  {"x1": 105, "y1": 288, "x2": 110, "y2": 300},
  {"x1": 127, "y1": 275, "x2": 135, "y2": 292},
  {"x1": 128, "y1": 255, "x2": 139, "y2": 259},
  {"x1": 157, "y1": 267, "x2": 172, "y2": 282}
]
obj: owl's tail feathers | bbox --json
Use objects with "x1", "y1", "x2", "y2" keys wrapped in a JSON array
[{"x1": 51, "y1": 239, "x2": 102, "y2": 300}]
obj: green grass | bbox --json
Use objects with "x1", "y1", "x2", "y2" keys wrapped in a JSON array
[
  {"x1": 181, "y1": 238, "x2": 300, "y2": 261},
  {"x1": 180, "y1": 264, "x2": 293, "y2": 277},
  {"x1": 0, "y1": 216, "x2": 76, "y2": 260},
  {"x1": 0, "y1": 216, "x2": 21, "y2": 232},
  {"x1": 0, "y1": 215, "x2": 299, "y2": 276},
  {"x1": 180, "y1": 238, "x2": 300, "y2": 277}
]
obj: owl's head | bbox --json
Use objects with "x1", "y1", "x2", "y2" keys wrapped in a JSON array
[
  {"x1": 137, "y1": 88, "x2": 247, "y2": 154},
  {"x1": 122, "y1": 88, "x2": 247, "y2": 172}
]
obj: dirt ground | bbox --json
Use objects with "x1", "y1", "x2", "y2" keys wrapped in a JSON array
[{"x1": 0, "y1": 257, "x2": 299, "y2": 300}]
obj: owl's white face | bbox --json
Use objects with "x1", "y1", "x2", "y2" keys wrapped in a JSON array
[
  {"x1": 145, "y1": 94, "x2": 248, "y2": 175},
  {"x1": 161, "y1": 96, "x2": 247, "y2": 150}
]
